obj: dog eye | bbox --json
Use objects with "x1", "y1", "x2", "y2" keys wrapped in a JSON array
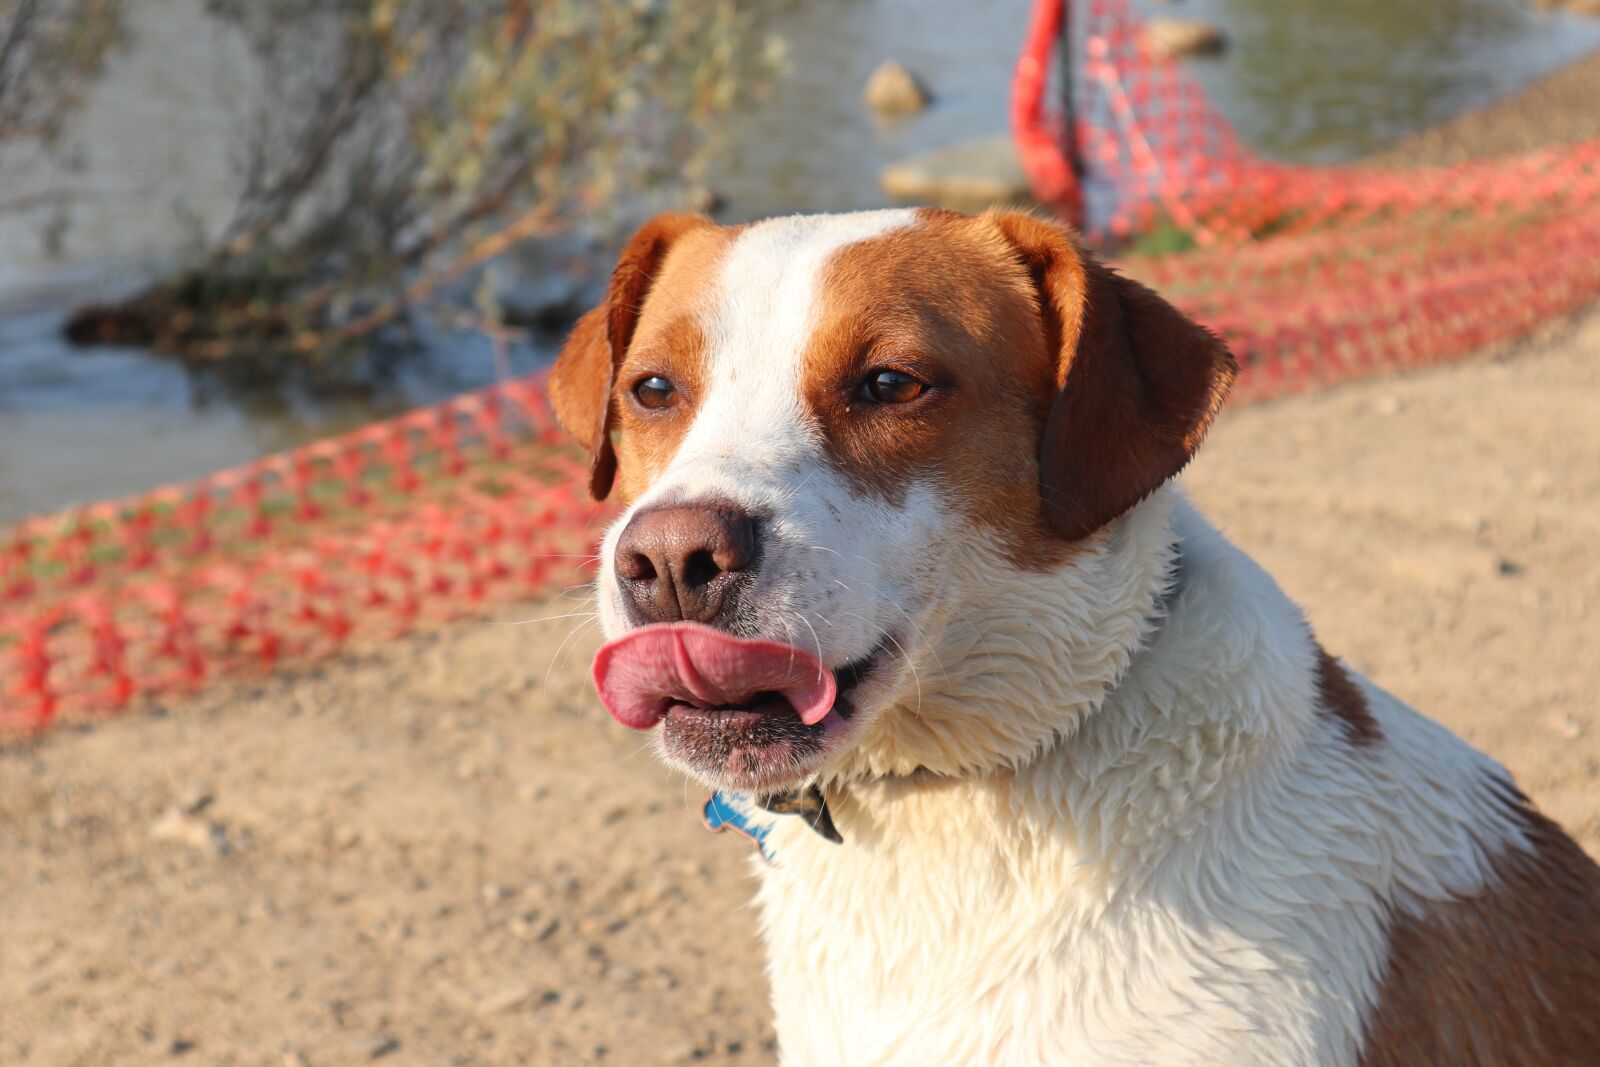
[
  {"x1": 861, "y1": 370, "x2": 926, "y2": 405},
  {"x1": 632, "y1": 375, "x2": 676, "y2": 410}
]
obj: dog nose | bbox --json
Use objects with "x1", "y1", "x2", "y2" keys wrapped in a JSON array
[{"x1": 614, "y1": 503, "x2": 758, "y2": 624}]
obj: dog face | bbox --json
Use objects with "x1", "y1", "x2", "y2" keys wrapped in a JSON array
[{"x1": 552, "y1": 209, "x2": 1234, "y2": 793}]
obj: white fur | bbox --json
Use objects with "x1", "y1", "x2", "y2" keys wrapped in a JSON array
[
  {"x1": 754, "y1": 494, "x2": 1521, "y2": 1067},
  {"x1": 592, "y1": 211, "x2": 1531, "y2": 1066}
]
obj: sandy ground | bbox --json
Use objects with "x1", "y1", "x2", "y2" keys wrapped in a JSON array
[{"x1": 4, "y1": 306, "x2": 1598, "y2": 1066}]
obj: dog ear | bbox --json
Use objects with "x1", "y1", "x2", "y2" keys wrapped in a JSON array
[
  {"x1": 989, "y1": 212, "x2": 1237, "y2": 541},
  {"x1": 549, "y1": 213, "x2": 712, "y2": 499}
]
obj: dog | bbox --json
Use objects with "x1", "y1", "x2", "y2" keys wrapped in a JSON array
[{"x1": 549, "y1": 208, "x2": 1600, "y2": 1066}]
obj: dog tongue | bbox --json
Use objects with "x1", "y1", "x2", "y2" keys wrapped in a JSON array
[{"x1": 592, "y1": 622, "x2": 836, "y2": 731}]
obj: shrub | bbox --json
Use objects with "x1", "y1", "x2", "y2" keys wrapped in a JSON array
[{"x1": 62, "y1": 0, "x2": 780, "y2": 371}]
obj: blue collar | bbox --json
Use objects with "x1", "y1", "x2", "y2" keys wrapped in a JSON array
[
  {"x1": 702, "y1": 786, "x2": 841, "y2": 864},
  {"x1": 702, "y1": 792, "x2": 776, "y2": 863}
]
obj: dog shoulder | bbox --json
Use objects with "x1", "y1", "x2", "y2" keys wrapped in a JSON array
[{"x1": 1356, "y1": 732, "x2": 1600, "y2": 1066}]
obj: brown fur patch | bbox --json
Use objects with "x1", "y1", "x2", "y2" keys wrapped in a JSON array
[
  {"x1": 1314, "y1": 645, "x2": 1383, "y2": 747},
  {"x1": 799, "y1": 209, "x2": 1068, "y2": 563},
  {"x1": 987, "y1": 212, "x2": 1237, "y2": 542},
  {"x1": 1359, "y1": 781, "x2": 1600, "y2": 1066},
  {"x1": 798, "y1": 208, "x2": 1235, "y2": 563},
  {"x1": 548, "y1": 213, "x2": 719, "y2": 499},
  {"x1": 605, "y1": 224, "x2": 740, "y2": 501}
]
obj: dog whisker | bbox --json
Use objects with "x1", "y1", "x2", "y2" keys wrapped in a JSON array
[
  {"x1": 794, "y1": 613, "x2": 827, "y2": 676},
  {"x1": 544, "y1": 615, "x2": 599, "y2": 689},
  {"x1": 506, "y1": 610, "x2": 599, "y2": 626},
  {"x1": 881, "y1": 631, "x2": 924, "y2": 718}
]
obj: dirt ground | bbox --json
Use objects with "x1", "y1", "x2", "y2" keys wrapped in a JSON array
[{"x1": 5, "y1": 305, "x2": 1598, "y2": 1066}]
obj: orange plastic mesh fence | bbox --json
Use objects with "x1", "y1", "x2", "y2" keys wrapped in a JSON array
[
  {"x1": 1013, "y1": 0, "x2": 1600, "y2": 402},
  {"x1": 0, "y1": 375, "x2": 610, "y2": 730}
]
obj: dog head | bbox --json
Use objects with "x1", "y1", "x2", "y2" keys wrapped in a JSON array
[{"x1": 552, "y1": 209, "x2": 1234, "y2": 792}]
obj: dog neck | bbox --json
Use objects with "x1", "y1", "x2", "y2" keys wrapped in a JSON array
[
  {"x1": 803, "y1": 489, "x2": 1317, "y2": 873},
  {"x1": 767, "y1": 512, "x2": 1191, "y2": 847},
  {"x1": 828, "y1": 487, "x2": 1184, "y2": 784}
]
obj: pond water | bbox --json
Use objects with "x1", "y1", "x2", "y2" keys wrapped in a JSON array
[{"x1": 2, "y1": 0, "x2": 1597, "y2": 522}]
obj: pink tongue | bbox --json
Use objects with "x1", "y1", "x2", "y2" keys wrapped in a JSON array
[{"x1": 592, "y1": 622, "x2": 837, "y2": 731}]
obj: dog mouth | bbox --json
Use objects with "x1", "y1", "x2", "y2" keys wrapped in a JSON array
[{"x1": 591, "y1": 622, "x2": 889, "y2": 789}]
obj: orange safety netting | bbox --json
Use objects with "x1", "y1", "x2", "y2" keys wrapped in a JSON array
[
  {"x1": 1013, "y1": 0, "x2": 1600, "y2": 401},
  {"x1": 5, "y1": 0, "x2": 1598, "y2": 730},
  {"x1": 0, "y1": 375, "x2": 610, "y2": 730}
]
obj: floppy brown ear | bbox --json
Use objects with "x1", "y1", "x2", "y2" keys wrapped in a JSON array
[
  {"x1": 990, "y1": 212, "x2": 1237, "y2": 541},
  {"x1": 548, "y1": 213, "x2": 711, "y2": 499}
]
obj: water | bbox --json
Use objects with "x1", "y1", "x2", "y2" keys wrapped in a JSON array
[
  {"x1": 1186, "y1": 0, "x2": 1600, "y2": 162},
  {"x1": 3, "y1": 0, "x2": 1598, "y2": 522}
]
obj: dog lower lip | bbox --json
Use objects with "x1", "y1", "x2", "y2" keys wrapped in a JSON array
[
  {"x1": 654, "y1": 634, "x2": 892, "y2": 784},
  {"x1": 661, "y1": 698, "x2": 828, "y2": 784}
]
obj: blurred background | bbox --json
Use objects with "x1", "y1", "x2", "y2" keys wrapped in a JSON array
[{"x1": 3, "y1": 2, "x2": 1599, "y2": 1065}]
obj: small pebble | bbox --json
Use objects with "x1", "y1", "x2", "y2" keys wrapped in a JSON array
[
  {"x1": 150, "y1": 807, "x2": 228, "y2": 855},
  {"x1": 862, "y1": 59, "x2": 931, "y2": 115},
  {"x1": 1553, "y1": 714, "x2": 1585, "y2": 740},
  {"x1": 349, "y1": 1033, "x2": 399, "y2": 1061},
  {"x1": 475, "y1": 983, "x2": 538, "y2": 1016},
  {"x1": 1141, "y1": 17, "x2": 1227, "y2": 59}
]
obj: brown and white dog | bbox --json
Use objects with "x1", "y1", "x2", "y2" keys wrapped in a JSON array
[{"x1": 550, "y1": 208, "x2": 1600, "y2": 1066}]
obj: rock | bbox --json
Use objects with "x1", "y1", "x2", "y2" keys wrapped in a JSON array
[
  {"x1": 880, "y1": 135, "x2": 1033, "y2": 212},
  {"x1": 349, "y1": 1033, "x2": 399, "y2": 1060},
  {"x1": 1552, "y1": 713, "x2": 1585, "y2": 740},
  {"x1": 683, "y1": 186, "x2": 725, "y2": 214},
  {"x1": 176, "y1": 785, "x2": 214, "y2": 815},
  {"x1": 475, "y1": 983, "x2": 538, "y2": 1016},
  {"x1": 862, "y1": 60, "x2": 931, "y2": 116},
  {"x1": 1141, "y1": 18, "x2": 1227, "y2": 60},
  {"x1": 150, "y1": 806, "x2": 228, "y2": 855},
  {"x1": 1537, "y1": 0, "x2": 1600, "y2": 14}
]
